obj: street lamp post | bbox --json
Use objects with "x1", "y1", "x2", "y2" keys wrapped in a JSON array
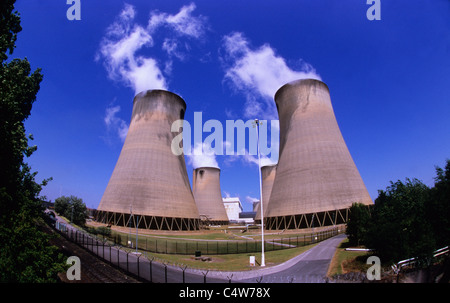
[
  {"x1": 136, "y1": 215, "x2": 139, "y2": 253},
  {"x1": 254, "y1": 119, "x2": 265, "y2": 267},
  {"x1": 129, "y1": 204, "x2": 132, "y2": 247}
]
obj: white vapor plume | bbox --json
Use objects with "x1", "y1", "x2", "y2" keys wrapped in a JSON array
[
  {"x1": 221, "y1": 32, "x2": 321, "y2": 119},
  {"x1": 245, "y1": 196, "x2": 259, "y2": 204},
  {"x1": 242, "y1": 148, "x2": 277, "y2": 167},
  {"x1": 187, "y1": 142, "x2": 219, "y2": 169},
  {"x1": 97, "y1": 4, "x2": 165, "y2": 94},
  {"x1": 148, "y1": 3, "x2": 207, "y2": 39},
  {"x1": 104, "y1": 105, "x2": 129, "y2": 142},
  {"x1": 97, "y1": 3, "x2": 207, "y2": 95}
]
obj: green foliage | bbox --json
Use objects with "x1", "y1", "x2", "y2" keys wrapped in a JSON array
[
  {"x1": 0, "y1": 0, "x2": 64, "y2": 282},
  {"x1": 96, "y1": 226, "x2": 112, "y2": 238},
  {"x1": 347, "y1": 160, "x2": 450, "y2": 265},
  {"x1": 427, "y1": 160, "x2": 450, "y2": 248},
  {"x1": 346, "y1": 202, "x2": 371, "y2": 246},
  {"x1": 365, "y1": 178, "x2": 435, "y2": 263},
  {"x1": 0, "y1": 0, "x2": 21, "y2": 62},
  {"x1": 345, "y1": 161, "x2": 449, "y2": 266},
  {"x1": 54, "y1": 195, "x2": 87, "y2": 226}
]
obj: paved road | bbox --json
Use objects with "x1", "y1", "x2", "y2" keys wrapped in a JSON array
[{"x1": 242, "y1": 233, "x2": 346, "y2": 282}]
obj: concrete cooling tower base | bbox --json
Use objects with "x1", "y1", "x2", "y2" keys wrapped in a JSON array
[
  {"x1": 96, "y1": 211, "x2": 200, "y2": 231},
  {"x1": 265, "y1": 208, "x2": 350, "y2": 230}
]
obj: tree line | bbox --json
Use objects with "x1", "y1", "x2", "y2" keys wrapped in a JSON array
[{"x1": 346, "y1": 160, "x2": 450, "y2": 264}]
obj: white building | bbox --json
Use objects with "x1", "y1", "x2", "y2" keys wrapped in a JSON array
[{"x1": 222, "y1": 197, "x2": 243, "y2": 222}]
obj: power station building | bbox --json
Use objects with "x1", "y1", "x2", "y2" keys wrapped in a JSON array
[
  {"x1": 264, "y1": 79, "x2": 373, "y2": 230},
  {"x1": 192, "y1": 167, "x2": 229, "y2": 225},
  {"x1": 96, "y1": 90, "x2": 201, "y2": 230}
]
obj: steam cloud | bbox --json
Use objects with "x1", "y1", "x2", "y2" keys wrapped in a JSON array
[
  {"x1": 97, "y1": 3, "x2": 207, "y2": 95},
  {"x1": 221, "y1": 32, "x2": 321, "y2": 119},
  {"x1": 187, "y1": 142, "x2": 219, "y2": 169},
  {"x1": 104, "y1": 105, "x2": 129, "y2": 143}
]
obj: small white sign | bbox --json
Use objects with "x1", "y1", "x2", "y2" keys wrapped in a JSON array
[{"x1": 249, "y1": 256, "x2": 256, "y2": 267}]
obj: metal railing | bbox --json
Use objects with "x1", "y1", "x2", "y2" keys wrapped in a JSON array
[{"x1": 391, "y1": 245, "x2": 450, "y2": 275}]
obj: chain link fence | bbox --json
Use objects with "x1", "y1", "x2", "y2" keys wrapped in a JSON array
[{"x1": 109, "y1": 227, "x2": 342, "y2": 255}]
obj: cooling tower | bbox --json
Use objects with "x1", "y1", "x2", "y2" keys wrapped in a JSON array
[
  {"x1": 265, "y1": 79, "x2": 372, "y2": 230},
  {"x1": 254, "y1": 164, "x2": 277, "y2": 223},
  {"x1": 192, "y1": 167, "x2": 229, "y2": 225},
  {"x1": 96, "y1": 90, "x2": 200, "y2": 231}
]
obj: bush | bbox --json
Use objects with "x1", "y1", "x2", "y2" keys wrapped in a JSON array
[{"x1": 96, "y1": 226, "x2": 111, "y2": 238}]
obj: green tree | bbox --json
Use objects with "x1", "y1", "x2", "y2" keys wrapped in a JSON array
[
  {"x1": 427, "y1": 159, "x2": 450, "y2": 247},
  {"x1": 54, "y1": 196, "x2": 70, "y2": 216},
  {"x1": 54, "y1": 195, "x2": 87, "y2": 226},
  {"x1": 0, "y1": 0, "x2": 65, "y2": 282},
  {"x1": 346, "y1": 202, "x2": 371, "y2": 246},
  {"x1": 365, "y1": 178, "x2": 435, "y2": 264}
]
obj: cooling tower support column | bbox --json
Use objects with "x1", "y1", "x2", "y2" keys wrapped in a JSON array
[
  {"x1": 265, "y1": 79, "x2": 372, "y2": 230},
  {"x1": 96, "y1": 90, "x2": 200, "y2": 231},
  {"x1": 193, "y1": 167, "x2": 229, "y2": 225}
]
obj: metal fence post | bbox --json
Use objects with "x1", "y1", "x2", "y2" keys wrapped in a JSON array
[
  {"x1": 149, "y1": 257, "x2": 154, "y2": 282},
  {"x1": 164, "y1": 263, "x2": 168, "y2": 283},
  {"x1": 117, "y1": 247, "x2": 120, "y2": 268},
  {"x1": 180, "y1": 265, "x2": 187, "y2": 283},
  {"x1": 202, "y1": 270, "x2": 209, "y2": 283},
  {"x1": 227, "y1": 274, "x2": 233, "y2": 283},
  {"x1": 137, "y1": 254, "x2": 140, "y2": 279}
]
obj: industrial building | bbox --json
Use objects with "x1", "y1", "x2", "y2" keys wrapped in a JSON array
[{"x1": 222, "y1": 197, "x2": 243, "y2": 222}]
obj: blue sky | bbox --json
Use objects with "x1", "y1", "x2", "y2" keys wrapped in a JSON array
[{"x1": 14, "y1": 0, "x2": 450, "y2": 211}]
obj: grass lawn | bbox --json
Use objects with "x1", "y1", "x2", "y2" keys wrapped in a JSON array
[
  {"x1": 327, "y1": 238, "x2": 371, "y2": 277},
  {"x1": 134, "y1": 242, "x2": 318, "y2": 271}
]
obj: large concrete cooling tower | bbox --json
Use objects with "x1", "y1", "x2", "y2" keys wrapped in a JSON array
[
  {"x1": 255, "y1": 164, "x2": 277, "y2": 223},
  {"x1": 96, "y1": 90, "x2": 200, "y2": 231},
  {"x1": 265, "y1": 79, "x2": 372, "y2": 230},
  {"x1": 193, "y1": 167, "x2": 229, "y2": 225}
]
